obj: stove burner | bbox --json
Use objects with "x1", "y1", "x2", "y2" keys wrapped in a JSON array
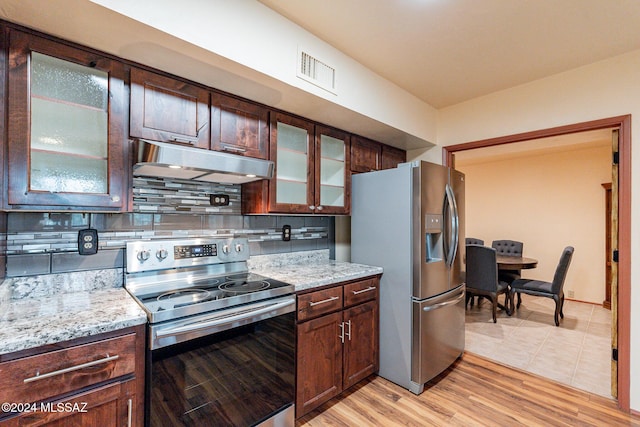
[
  {"x1": 157, "y1": 288, "x2": 211, "y2": 302},
  {"x1": 219, "y1": 280, "x2": 270, "y2": 294}
]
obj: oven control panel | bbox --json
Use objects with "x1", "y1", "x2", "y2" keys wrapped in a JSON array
[
  {"x1": 174, "y1": 244, "x2": 217, "y2": 259},
  {"x1": 126, "y1": 237, "x2": 249, "y2": 273}
]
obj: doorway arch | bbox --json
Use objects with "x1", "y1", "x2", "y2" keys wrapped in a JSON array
[{"x1": 442, "y1": 115, "x2": 631, "y2": 411}]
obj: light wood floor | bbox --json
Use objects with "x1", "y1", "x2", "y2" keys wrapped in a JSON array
[{"x1": 297, "y1": 353, "x2": 640, "y2": 427}]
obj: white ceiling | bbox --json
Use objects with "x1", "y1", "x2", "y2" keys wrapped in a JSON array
[{"x1": 258, "y1": 0, "x2": 640, "y2": 108}]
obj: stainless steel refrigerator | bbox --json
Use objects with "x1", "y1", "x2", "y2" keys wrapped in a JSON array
[{"x1": 351, "y1": 160, "x2": 465, "y2": 394}]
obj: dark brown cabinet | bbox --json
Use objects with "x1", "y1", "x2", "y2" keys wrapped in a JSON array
[
  {"x1": 0, "y1": 325, "x2": 145, "y2": 426},
  {"x1": 381, "y1": 144, "x2": 407, "y2": 169},
  {"x1": 210, "y1": 92, "x2": 268, "y2": 159},
  {"x1": 6, "y1": 30, "x2": 127, "y2": 211},
  {"x1": 130, "y1": 67, "x2": 210, "y2": 148},
  {"x1": 244, "y1": 113, "x2": 351, "y2": 215},
  {"x1": 295, "y1": 277, "x2": 379, "y2": 418},
  {"x1": 350, "y1": 135, "x2": 381, "y2": 173},
  {"x1": 352, "y1": 135, "x2": 407, "y2": 173}
]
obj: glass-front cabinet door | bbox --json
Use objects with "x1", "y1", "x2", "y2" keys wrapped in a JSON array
[
  {"x1": 315, "y1": 126, "x2": 350, "y2": 214},
  {"x1": 268, "y1": 114, "x2": 350, "y2": 214},
  {"x1": 269, "y1": 112, "x2": 315, "y2": 213},
  {"x1": 7, "y1": 30, "x2": 126, "y2": 210}
]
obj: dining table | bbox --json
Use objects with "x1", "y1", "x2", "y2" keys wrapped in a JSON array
[{"x1": 496, "y1": 255, "x2": 538, "y2": 271}]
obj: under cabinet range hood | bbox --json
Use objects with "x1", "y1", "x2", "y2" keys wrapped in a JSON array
[{"x1": 133, "y1": 139, "x2": 274, "y2": 184}]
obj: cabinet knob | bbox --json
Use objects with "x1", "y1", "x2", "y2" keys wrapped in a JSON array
[
  {"x1": 316, "y1": 206, "x2": 323, "y2": 211},
  {"x1": 111, "y1": 195, "x2": 120, "y2": 202},
  {"x1": 309, "y1": 205, "x2": 316, "y2": 210}
]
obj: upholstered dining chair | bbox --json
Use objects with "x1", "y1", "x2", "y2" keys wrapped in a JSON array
[
  {"x1": 465, "y1": 237, "x2": 484, "y2": 246},
  {"x1": 465, "y1": 244, "x2": 512, "y2": 323},
  {"x1": 492, "y1": 239, "x2": 524, "y2": 300},
  {"x1": 464, "y1": 238, "x2": 484, "y2": 306},
  {"x1": 510, "y1": 246, "x2": 575, "y2": 326}
]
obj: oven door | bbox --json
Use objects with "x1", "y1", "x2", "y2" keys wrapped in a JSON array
[{"x1": 147, "y1": 296, "x2": 296, "y2": 427}]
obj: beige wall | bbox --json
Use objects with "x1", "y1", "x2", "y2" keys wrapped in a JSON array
[
  {"x1": 456, "y1": 144, "x2": 610, "y2": 304},
  {"x1": 436, "y1": 49, "x2": 640, "y2": 411}
]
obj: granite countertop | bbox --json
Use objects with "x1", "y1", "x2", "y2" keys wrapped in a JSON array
[
  {"x1": 0, "y1": 269, "x2": 147, "y2": 356},
  {"x1": 248, "y1": 250, "x2": 383, "y2": 292},
  {"x1": 0, "y1": 250, "x2": 382, "y2": 357}
]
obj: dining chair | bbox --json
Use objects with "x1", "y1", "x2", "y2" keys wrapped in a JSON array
[
  {"x1": 510, "y1": 246, "x2": 574, "y2": 326},
  {"x1": 465, "y1": 244, "x2": 512, "y2": 323},
  {"x1": 464, "y1": 238, "x2": 485, "y2": 306},
  {"x1": 491, "y1": 240, "x2": 523, "y2": 257},
  {"x1": 465, "y1": 237, "x2": 484, "y2": 246},
  {"x1": 492, "y1": 239, "x2": 524, "y2": 299}
]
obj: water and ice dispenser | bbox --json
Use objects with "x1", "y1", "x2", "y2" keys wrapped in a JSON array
[{"x1": 425, "y1": 213, "x2": 444, "y2": 262}]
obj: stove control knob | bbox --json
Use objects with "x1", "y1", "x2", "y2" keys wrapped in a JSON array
[
  {"x1": 222, "y1": 244, "x2": 231, "y2": 254},
  {"x1": 137, "y1": 249, "x2": 150, "y2": 262},
  {"x1": 235, "y1": 243, "x2": 243, "y2": 253},
  {"x1": 156, "y1": 248, "x2": 168, "y2": 260}
]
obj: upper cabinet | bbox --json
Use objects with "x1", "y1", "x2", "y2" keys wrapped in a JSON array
[
  {"x1": 314, "y1": 125, "x2": 351, "y2": 214},
  {"x1": 350, "y1": 135, "x2": 381, "y2": 173},
  {"x1": 267, "y1": 112, "x2": 315, "y2": 214},
  {"x1": 244, "y1": 113, "x2": 350, "y2": 215},
  {"x1": 129, "y1": 68, "x2": 210, "y2": 148},
  {"x1": 351, "y1": 135, "x2": 406, "y2": 174},
  {"x1": 210, "y1": 92, "x2": 268, "y2": 159},
  {"x1": 6, "y1": 30, "x2": 127, "y2": 211},
  {"x1": 381, "y1": 144, "x2": 406, "y2": 169}
]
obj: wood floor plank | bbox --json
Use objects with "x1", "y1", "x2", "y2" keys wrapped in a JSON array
[{"x1": 297, "y1": 352, "x2": 640, "y2": 427}]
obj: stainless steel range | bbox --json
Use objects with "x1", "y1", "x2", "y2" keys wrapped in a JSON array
[{"x1": 125, "y1": 237, "x2": 296, "y2": 427}]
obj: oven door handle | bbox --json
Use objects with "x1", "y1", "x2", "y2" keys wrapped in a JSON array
[{"x1": 155, "y1": 297, "x2": 296, "y2": 338}]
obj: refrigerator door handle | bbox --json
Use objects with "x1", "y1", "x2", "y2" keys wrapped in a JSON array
[
  {"x1": 422, "y1": 288, "x2": 465, "y2": 312},
  {"x1": 444, "y1": 183, "x2": 459, "y2": 268}
]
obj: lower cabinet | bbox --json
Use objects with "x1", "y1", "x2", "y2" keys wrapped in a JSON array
[
  {"x1": 295, "y1": 277, "x2": 380, "y2": 418},
  {"x1": 0, "y1": 325, "x2": 145, "y2": 426}
]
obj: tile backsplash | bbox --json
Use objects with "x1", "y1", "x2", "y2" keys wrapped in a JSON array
[
  {"x1": 132, "y1": 176, "x2": 242, "y2": 214},
  {"x1": 3, "y1": 176, "x2": 335, "y2": 277},
  {"x1": 5, "y1": 212, "x2": 333, "y2": 277}
]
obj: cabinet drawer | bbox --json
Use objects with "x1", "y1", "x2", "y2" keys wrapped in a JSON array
[
  {"x1": 0, "y1": 333, "x2": 137, "y2": 404},
  {"x1": 297, "y1": 287, "x2": 343, "y2": 322},
  {"x1": 344, "y1": 278, "x2": 378, "y2": 308}
]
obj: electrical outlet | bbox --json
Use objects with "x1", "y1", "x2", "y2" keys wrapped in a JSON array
[
  {"x1": 282, "y1": 225, "x2": 291, "y2": 241},
  {"x1": 567, "y1": 290, "x2": 575, "y2": 299},
  {"x1": 210, "y1": 194, "x2": 230, "y2": 206},
  {"x1": 78, "y1": 228, "x2": 99, "y2": 255}
]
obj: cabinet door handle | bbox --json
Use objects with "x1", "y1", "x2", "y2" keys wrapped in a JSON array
[
  {"x1": 23, "y1": 354, "x2": 119, "y2": 383},
  {"x1": 222, "y1": 145, "x2": 247, "y2": 153},
  {"x1": 168, "y1": 135, "x2": 197, "y2": 145},
  {"x1": 339, "y1": 322, "x2": 345, "y2": 344},
  {"x1": 308, "y1": 295, "x2": 339, "y2": 307},
  {"x1": 127, "y1": 398, "x2": 133, "y2": 427},
  {"x1": 352, "y1": 286, "x2": 376, "y2": 295},
  {"x1": 345, "y1": 319, "x2": 352, "y2": 341}
]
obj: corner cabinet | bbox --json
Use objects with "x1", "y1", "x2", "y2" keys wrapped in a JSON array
[
  {"x1": 6, "y1": 30, "x2": 127, "y2": 211},
  {"x1": 295, "y1": 277, "x2": 379, "y2": 418},
  {"x1": 244, "y1": 112, "x2": 350, "y2": 214},
  {"x1": 0, "y1": 325, "x2": 145, "y2": 427}
]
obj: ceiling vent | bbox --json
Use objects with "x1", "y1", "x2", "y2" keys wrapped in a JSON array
[{"x1": 297, "y1": 49, "x2": 337, "y2": 94}]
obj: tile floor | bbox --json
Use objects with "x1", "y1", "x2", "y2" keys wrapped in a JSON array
[{"x1": 465, "y1": 295, "x2": 613, "y2": 398}]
